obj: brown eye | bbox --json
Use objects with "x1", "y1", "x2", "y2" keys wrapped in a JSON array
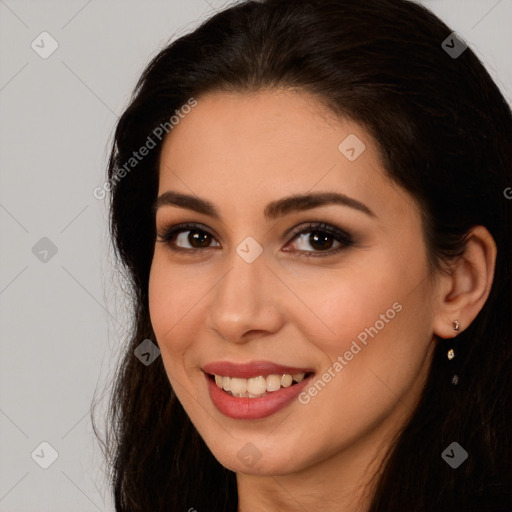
[
  {"x1": 283, "y1": 222, "x2": 354, "y2": 258},
  {"x1": 157, "y1": 223, "x2": 220, "y2": 253},
  {"x1": 186, "y1": 229, "x2": 213, "y2": 248},
  {"x1": 293, "y1": 231, "x2": 337, "y2": 251}
]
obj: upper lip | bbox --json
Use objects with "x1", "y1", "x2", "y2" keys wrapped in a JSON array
[{"x1": 203, "y1": 360, "x2": 314, "y2": 379}]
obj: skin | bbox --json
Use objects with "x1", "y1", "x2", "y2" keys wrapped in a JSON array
[{"x1": 148, "y1": 88, "x2": 496, "y2": 512}]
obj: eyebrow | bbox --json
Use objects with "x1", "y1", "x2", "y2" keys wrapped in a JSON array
[{"x1": 153, "y1": 190, "x2": 376, "y2": 220}]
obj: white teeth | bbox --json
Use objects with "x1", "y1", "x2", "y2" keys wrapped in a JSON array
[
  {"x1": 230, "y1": 378, "x2": 247, "y2": 395},
  {"x1": 212, "y1": 372, "x2": 309, "y2": 398},
  {"x1": 222, "y1": 376, "x2": 231, "y2": 391},
  {"x1": 281, "y1": 374, "x2": 293, "y2": 387},
  {"x1": 247, "y1": 376, "x2": 267, "y2": 395},
  {"x1": 266, "y1": 374, "x2": 281, "y2": 391}
]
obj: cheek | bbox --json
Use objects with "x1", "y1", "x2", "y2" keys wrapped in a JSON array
[
  {"x1": 148, "y1": 256, "x2": 195, "y2": 355},
  {"x1": 288, "y1": 259, "x2": 406, "y2": 359},
  {"x1": 304, "y1": 269, "x2": 433, "y2": 414},
  {"x1": 289, "y1": 249, "x2": 433, "y2": 409}
]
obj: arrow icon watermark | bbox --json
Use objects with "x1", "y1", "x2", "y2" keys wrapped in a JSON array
[{"x1": 134, "y1": 339, "x2": 161, "y2": 366}]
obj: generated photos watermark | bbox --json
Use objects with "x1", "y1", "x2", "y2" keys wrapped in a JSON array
[
  {"x1": 441, "y1": 441, "x2": 468, "y2": 469},
  {"x1": 93, "y1": 97, "x2": 198, "y2": 200},
  {"x1": 298, "y1": 301, "x2": 403, "y2": 404}
]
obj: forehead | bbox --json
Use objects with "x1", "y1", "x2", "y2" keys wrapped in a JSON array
[
  {"x1": 157, "y1": 89, "x2": 415, "y2": 225},
  {"x1": 160, "y1": 89, "x2": 358, "y2": 172}
]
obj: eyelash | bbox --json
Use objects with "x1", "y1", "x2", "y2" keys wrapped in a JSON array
[{"x1": 156, "y1": 221, "x2": 354, "y2": 259}]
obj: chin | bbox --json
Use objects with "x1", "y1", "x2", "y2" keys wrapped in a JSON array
[{"x1": 206, "y1": 439, "x2": 308, "y2": 476}]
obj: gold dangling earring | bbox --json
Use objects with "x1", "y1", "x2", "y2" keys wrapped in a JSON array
[{"x1": 448, "y1": 320, "x2": 460, "y2": 385}]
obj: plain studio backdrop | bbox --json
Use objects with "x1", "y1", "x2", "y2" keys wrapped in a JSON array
[{"x1": 0, "y1": 1, "x2": 511, "y2": 510}]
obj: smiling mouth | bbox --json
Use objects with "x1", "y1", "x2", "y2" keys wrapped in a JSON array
[{"x1": 208, "y1": 372, "x2": 314, "y2": 398}]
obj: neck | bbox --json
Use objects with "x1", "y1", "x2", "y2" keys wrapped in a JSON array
[{"x1": 236, "y1": 424, "x2": 394, "y2": 512}]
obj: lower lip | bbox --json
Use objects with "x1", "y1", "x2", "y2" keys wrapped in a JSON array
[{"x1": 205, "y1": 373, "x2": 313, "y2": 420}]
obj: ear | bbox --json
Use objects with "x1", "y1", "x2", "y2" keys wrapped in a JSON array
[{"x1": 432, "y1": 225, "x2": 497, "y2": 339}]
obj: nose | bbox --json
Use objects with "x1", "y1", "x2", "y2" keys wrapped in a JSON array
[{"x1": 206, "y1": 246, "x2": 284, "y2": 344}]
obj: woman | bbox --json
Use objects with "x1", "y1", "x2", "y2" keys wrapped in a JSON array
[{"x1": 93, "y1": 0, "x2": 512, "y2": 510}]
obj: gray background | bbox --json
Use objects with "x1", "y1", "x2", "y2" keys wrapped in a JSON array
[{"x1": 0, "y1": 1, "x2": 511, "y2": 510}]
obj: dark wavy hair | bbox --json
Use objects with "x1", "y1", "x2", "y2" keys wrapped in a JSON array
[{"x1": 91, "y1": 0, "x2": 512, "y2": 510}]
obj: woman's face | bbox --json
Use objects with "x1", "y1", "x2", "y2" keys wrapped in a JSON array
[{"x1": 149, "y1": 89, "x2": 440, "y2": 476}]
